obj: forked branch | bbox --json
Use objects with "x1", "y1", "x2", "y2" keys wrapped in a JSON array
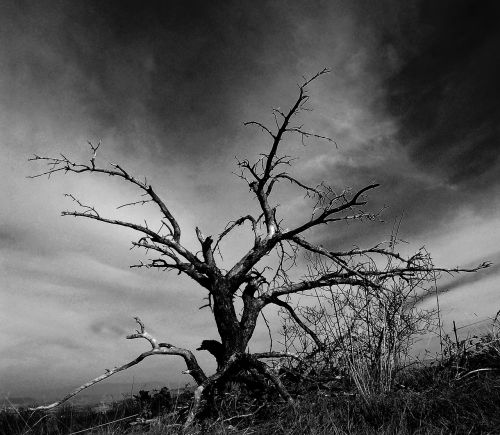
[
  {"x1": 29, "y1": 144, "x2": 181, "y2": 242},
  {"x1": 239, "y1": 69, "x2": 331, "y2": 239}
]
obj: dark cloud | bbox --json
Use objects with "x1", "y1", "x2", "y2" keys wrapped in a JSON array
[
  {"x1": 5, "y1": 0, "x2": 498, "y2": 184},
  {"x1": 1, "y1": 0, "x2": 308, "y2": 164},
  {"x1": 383, "y1": 0, "x2": 500, "y2": 191}
]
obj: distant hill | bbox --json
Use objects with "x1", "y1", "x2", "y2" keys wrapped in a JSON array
[{"x1": 1, "y1": 381, "x2": 190, "y2": 409}]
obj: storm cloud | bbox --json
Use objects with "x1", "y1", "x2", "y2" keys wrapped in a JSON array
[{"x1": 384, "y1": 0, "x2": 500, "y2": 191}]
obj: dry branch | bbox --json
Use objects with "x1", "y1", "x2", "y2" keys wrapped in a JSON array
[{"x1": 30, "y1": 318, "x2": 206, "y2": 411}]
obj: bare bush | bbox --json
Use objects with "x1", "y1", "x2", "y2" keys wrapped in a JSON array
[{"x1": 279, "y1": 227, "x2": 443, "y2": 401}]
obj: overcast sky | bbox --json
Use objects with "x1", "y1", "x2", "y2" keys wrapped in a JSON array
[{"x1": 1, "y1": 0, "x2": 499, "y2": 399}]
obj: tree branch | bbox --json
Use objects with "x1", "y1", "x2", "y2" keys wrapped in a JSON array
[
  {"x1": 292, "y1": 235, "x2": 489, "y2": 282},
  {"x1": 261, "y1": 275, "x2": 365, "y2": 299},
  {"x1": 29, "y1": 145, "x2": 181, "y2": 242},
  {"x1": 280, "y1": 183, "x2": 380, "y2": 239},
  {"x1": 269, "y1": 298, "x2": 325, "y2": 351},
  {"x1": 237, "y1": 69, "x2": 331, "y2": 241},
  {"x1": 246, "y1": 356, "x2": 294, "y2": 405},
  {"x1": 215, "y1": 215, "x2": 259, "y2": 250},
  {"x1": 31, "y1": 318, "x2": 207, "y2": 411},
  {"x1": 61, "y1": 209, "x2": 209, "y2": 274},
  {"x1": 243, "y1": 121, "x2": 276, "y2": 139}
]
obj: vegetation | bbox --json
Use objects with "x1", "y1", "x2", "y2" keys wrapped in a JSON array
[{"x1": 3, "y1": 316, "x2": 500, "y2": 434}]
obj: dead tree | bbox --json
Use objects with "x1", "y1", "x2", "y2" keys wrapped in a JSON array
[{"x1": 29, "y1": 69, "x2": 488, "y2": 425}]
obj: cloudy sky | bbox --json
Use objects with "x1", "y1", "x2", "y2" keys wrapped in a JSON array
[{"x1": 1, "y1": 0, "x2": 499, "y2": 399}]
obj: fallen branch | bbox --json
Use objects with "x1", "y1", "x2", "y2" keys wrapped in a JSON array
[
  {"x1": 30, "y1": 318, "x2": 206, "y2": 411},
  {"x1": 455, "y1": 367, "x2": 499, "y2": 381},
  {"x1": 253, "y1": 351, "x2": 302, "y2": 362}
]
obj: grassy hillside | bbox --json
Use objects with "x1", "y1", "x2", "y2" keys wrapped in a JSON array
[{"x1": 2, "y1": 324, "x2": 500, "y2": 435}]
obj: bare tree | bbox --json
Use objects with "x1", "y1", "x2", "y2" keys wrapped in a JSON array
[{"x1": 29, "y1": 70, "x2": 488, "y2": 425}]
